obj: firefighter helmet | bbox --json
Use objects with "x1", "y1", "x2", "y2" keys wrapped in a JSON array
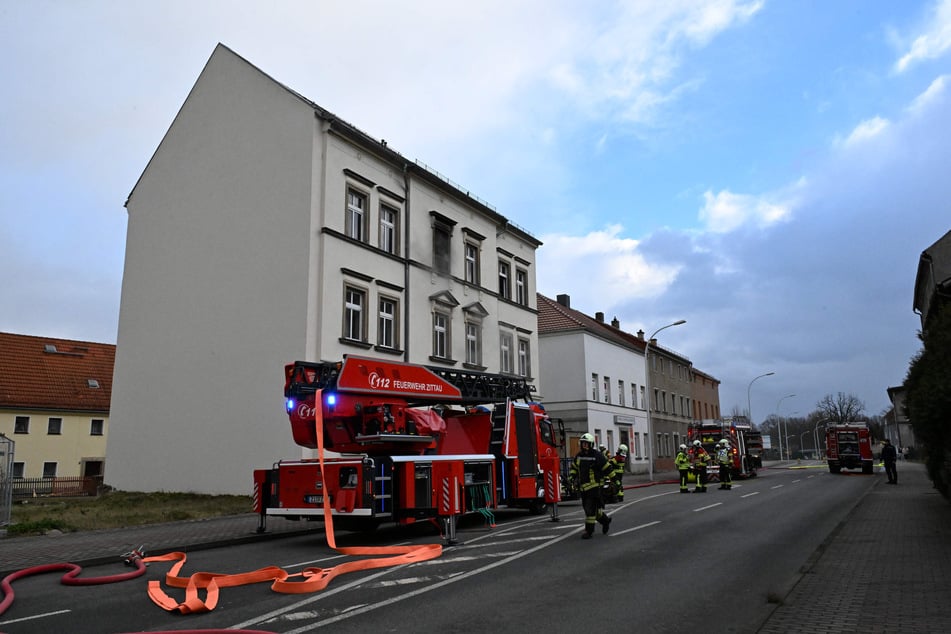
[
  {"x1": 719, "y1": 439, "x2": 728, "y2": 446},
  {"x1": 580, "y1": 433, "x2": 595, "y2": 446},
  {"x1": 679, "y1": 444, "x2": 687, "y2": 450},
  {"x1": 693, "y1": 440, "x2": 702, "y2": 447},
  {"x1": 618, "y1": 444, "x2": 628, "y2": 456}
]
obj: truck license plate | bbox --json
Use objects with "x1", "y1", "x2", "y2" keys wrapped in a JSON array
[{"x1": 304, "y1": 495, "x2": 324, "y2": 504}]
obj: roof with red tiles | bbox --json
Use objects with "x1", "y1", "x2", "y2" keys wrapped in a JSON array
[
  {"x1": 537, "y1": 293, "x2": 647, "y2": 353},
  {"x1": 0, "y1": 332, "x2": 115, "y2": 413}
]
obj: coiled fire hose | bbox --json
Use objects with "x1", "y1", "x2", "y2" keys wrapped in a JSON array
[{"x1": 0, "y1": 388, "x2": 442, "y2": 620}]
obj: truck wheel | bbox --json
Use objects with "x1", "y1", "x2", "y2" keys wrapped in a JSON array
[
  {"x1": 829, "y1": 465, "x2": 841, "y2": 474},
  {"x1": 862, "y1": 462, "x2": 873, "y2": 474}
]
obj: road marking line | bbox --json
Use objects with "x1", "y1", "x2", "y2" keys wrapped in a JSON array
[
  {"x1": 611, "y1": 520, "x2": 661, "y2": 537},
  {"x1": 771, "y1": 485, "x2": 784, "y2": 489},
  {"x1": 231, "y1": 525, "x2": 581, "y2": 632},
  {"x1": 0, "y1": 609, "x2": 71, "y2": 626},
  {"x1": 693, "y1": 503, "x2": 723, "y2": 512},
  {"x1": 741, "y1": 491, "x2": 759, "y2": 498}
]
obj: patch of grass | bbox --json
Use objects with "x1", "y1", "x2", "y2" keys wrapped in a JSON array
[{"x1": 8, "y1": 491, "x2": 252, "y2": 536}]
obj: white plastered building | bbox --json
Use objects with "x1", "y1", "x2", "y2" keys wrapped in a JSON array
[{"x1": 108, "y1": 44, "x2": 541, "y2": 494}]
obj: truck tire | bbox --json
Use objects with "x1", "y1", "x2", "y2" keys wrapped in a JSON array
[
  {"x1": 829, "y1": 464, "x2": 841, "y2": 474},
  {"x1": 862, "y1": 461, "x2": 873, "y2": 474}
]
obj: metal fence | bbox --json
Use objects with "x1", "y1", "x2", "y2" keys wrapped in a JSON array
[{"x1": 10, "y1": 476, "x2": 104, "y2": 499}]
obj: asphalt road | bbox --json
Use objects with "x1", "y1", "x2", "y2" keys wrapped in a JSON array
[{"x1": 1, "y1": 465, "x2": 875, "y2": 634}]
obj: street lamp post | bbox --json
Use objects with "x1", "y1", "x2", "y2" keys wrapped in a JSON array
[
  {"x1": 813, "y1": 419, "x2": 829, "y2": 463},
  {"x1": 645, "y1": 319, "x2": 686, "y2": 481},
  {"x1": 747, "y1": 372, "x2": 775, "y2": 452},
  {"x1": 799, "y1": 430, "x2": 809, "y2": 458},
  {"x1": 775, "y1": 394, "x2": 795, "y2": 461}
]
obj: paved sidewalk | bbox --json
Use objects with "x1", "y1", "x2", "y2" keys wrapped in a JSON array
[
  {"x1": 2, "y1": 461, "x2": 950, "y2": 633},
  {"x1": 757, "y1": 460, "x2": 951, "y2": 634}
]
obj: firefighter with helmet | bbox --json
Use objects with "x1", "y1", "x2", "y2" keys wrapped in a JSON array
[
  {"x1": 569, "y1": 433, "x2": 613, "y2": 539},
  {"x1": 691, "y1": 440, "x2": 711, "y2": 493},
  {"x1": 717, "y1": 439, "x2": 733, "y2": 490},
  {"x1": 675, "y1": 443, "x2": 691, "y2": 493},
  {"x1": 609, "y1": 444, "x2": 628, "y2": 502}
]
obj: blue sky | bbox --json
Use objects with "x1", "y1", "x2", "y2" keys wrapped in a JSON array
[{"x1": 2, "y1": 1, "x2": 949, "y2": 421}]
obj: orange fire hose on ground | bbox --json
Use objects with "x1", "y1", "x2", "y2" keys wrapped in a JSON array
[{"x1": 0, "y1": 389, "x2": 443, "y2": 622}]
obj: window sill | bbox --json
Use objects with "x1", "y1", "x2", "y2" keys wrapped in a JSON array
[{"x1": 339, "y1": 338, "x2": 372, "y2": 350}]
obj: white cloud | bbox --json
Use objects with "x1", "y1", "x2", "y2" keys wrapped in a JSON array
[
  {"x1": 537, "y1": 225, "x2": 682, "y2": 311},
  {"x1": 698, "y1": 189, "x2": 794, "y2": 234},
  {"x1": 836, "y1": 116, "x2": 891, "y2": 148},
  {"x1": 907, "y1": 74, "x2": 950, "y2": 114},
  {"x1": 894, "y1": 0, "x2": 951, "y2": 72},
  {"x1": 541, "y1": 0, "x2": 763, "y2": 124}
]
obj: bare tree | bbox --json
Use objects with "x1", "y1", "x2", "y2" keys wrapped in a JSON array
[{"x1": 815, "y1": 392, "x2": 866, "y2": 423}]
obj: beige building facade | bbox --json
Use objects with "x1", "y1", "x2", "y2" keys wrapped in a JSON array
[{"x1": 0, "y1": 333, "x2": 112, "y2": 481}]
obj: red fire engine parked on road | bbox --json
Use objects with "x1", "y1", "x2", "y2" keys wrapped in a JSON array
[
  {"x1": 825, "y1": 422, "x2": 874, "y2": 474},
  {"x1": 687, "y1": 417, "x2": 762, "y2": 480},
  {"x1": 253, "y1": 356, "x2": 563, "y2": 542}
]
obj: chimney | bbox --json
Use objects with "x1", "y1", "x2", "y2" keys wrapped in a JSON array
[
  {"x1": 595, "y1": 312, "x2": 604, "y2": 322},
  {"x1": 611, "y1": 316, "x2": 620, "y2": 328},
  {"x1": 637, "y1": 329, "x2": 645, "y2": 340},
  {"x1": 556, "y1": 294, "x2": 570, "y2": 308}
]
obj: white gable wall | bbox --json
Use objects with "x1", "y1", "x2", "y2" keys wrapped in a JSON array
[{"x1": 108, "y1": 46, "x2": 314, "y2": 493}]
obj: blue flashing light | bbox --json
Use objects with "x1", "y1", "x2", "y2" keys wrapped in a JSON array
[
  {"x1": 326, "y1": 393, "x2": 337, "y2": 407},
  {"x1": 285, "y1": 398, "x2": 295, "y2": 412}
]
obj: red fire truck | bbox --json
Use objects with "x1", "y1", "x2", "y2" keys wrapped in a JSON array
[
  {"x1": 253, "y1": 356, "x2": 564, "y2": 542},
  {"x1": 687, "y1": 417, "x2": 762, "y2": 479},
  {"x1": 825, "y1": 422, "x2": 874, "y2": 474}
]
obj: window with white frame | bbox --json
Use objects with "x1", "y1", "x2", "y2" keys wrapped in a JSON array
[
  {"x1": 499, "y1": 331, "x2": 514, "y2": 373},
  {"x1": 47, "y1": 417, "x2": 62, "y2": 435},
  {"x1": 618, "y1": 380, "x2": 625, "y2": 407},
  {"x1": 90, "y1": 419, "x2": 104, "y2": 436},
  {"x1": 42, "y1": 462, "x2": 57, "y2": 479},
  {"x1": 14, "y1": 416, "x2": 29, "y2": 434},
  {"x1": 603, "y1": 376, "x2": 610, "y2": 403},
  {"x1": 631, "y1": 384, "x2": 637, "y2": 409},
  {"x1": 464, "y1": 242, "x2": 480, "y2": 284},
  {"x1": 498, "y1": 261, "x2": 511, "y2": 299},
  {"x1": 465, "y1": 320, "x2": 482, "y2": 366},
  {"x1": 346, "y1": 188, "x2": 367, "y2": 241},
  {"x1": 379, "y1": 204, "x2": 398, "y2": 254},
  {"x1": 12, "y1": 462, "x2": 24, "y2": 478},
  {"x1": 433, "y1": 310, "x2": 450, "y2": 359},
  {"x1": 592, "y1": 374, "x2": 599, "y2": 401},
  {"x1": 343, "y1": 285, "x2": 366, "y2": 341},
  {"x1": 515, "y1": 268, "x2": 527, "y2": 305},
  {"x1": 378, "y1": 296, "x2": 398, "y2": 349},
  {"x1": 641, "y1": 386, "x2": 646, "y2": 410},
  {"x1": 517, "y1": 337, "x2": 530, "y2": 377}
]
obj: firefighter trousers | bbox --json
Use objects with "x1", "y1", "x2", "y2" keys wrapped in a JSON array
[
  {"x1": 679, "y1": 469, "x2": 690, "y2": 492},
  {"x1": 581, "y1": 489, "x2": 608, "y2": 534},
  {"x1": 719, "y1": 464, "x2": 732, "y2": 489},
  {"x1": 694, "y1": 466, "x2": 707, "y2": 491}
]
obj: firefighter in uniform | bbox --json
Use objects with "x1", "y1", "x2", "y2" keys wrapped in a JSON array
[
  {"x1": 675, "y1": 443, "x2": 691, "y2": 493},
  {"x1": 691, "y1": 439, "x2": 710, "y2": 493},
  {"x1": 569, "y1": 433, "x2": 613, "y2": 539},
  {"x1": 610, "y1": 444, "x2": 628, "y2": 502},
  {"x1": 717, "y1": 439, "x2": 733, "y2": 490}
]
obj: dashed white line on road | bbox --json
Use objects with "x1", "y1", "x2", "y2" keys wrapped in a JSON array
[{"x1": 693, "y1": 503, "x2": 723, "y2": 512}]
